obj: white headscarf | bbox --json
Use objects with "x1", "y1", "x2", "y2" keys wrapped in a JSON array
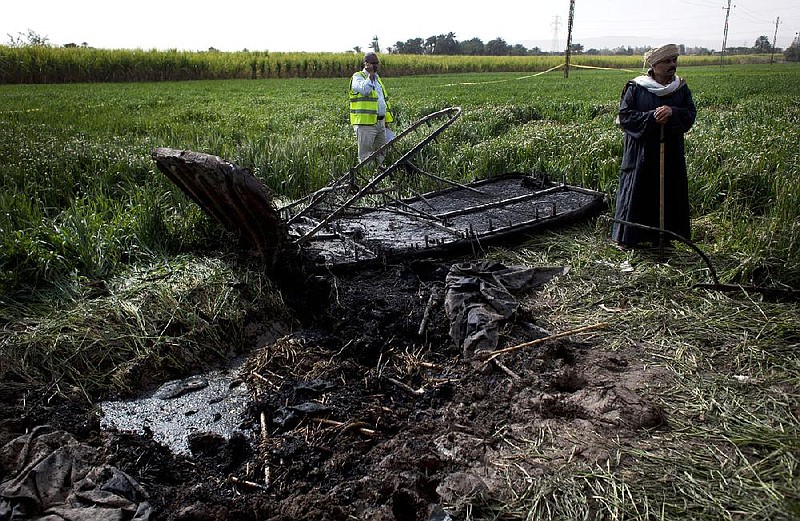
[
  {"x1": 633, "y1": 44, "x2": 684, "y2": 95},
  {"x1": 632, "y1": 74, "x2": 685, "y2": 96}
]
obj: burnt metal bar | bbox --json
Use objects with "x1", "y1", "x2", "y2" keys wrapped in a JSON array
[
  {"x1": 432, "y1": 184, "x2": 566, "y2": 220},
  {"x1": 296, "y1": 108, "x2": 463, "y2": 244}
]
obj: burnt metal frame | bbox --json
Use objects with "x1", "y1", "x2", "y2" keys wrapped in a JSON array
[{"x1": 279, "y1": 107, "x2": 464, "y2": 244}]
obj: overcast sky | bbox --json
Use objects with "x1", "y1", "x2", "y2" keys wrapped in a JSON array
[{"x1": 4, "y1": 0, "x2": 799, "y2": 53}]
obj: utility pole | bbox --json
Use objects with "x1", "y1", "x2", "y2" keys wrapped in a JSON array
[
  {"x1": 564, "y1": 0, "x2": 576, "y2": 78},
  {"x1": 551, "y1": 16, "x2": 561, "y2": 54},
  {"x1": 720, "y1": 0, "x2": 732, "y2": 66},
  {"x1": 770, "y1": 17, "x2": 781, "y2": 64}
]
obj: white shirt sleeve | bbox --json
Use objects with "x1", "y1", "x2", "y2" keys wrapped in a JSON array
[{"x1": 351, "y1": 70, "x2": 374, "y2": 95}]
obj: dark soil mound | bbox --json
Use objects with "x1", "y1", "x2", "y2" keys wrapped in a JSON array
[{"x1": 0, "y1": 259, "x2": 667, "y2": 520}]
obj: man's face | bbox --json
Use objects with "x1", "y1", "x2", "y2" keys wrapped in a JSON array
[
  {"x1": 653, "y1": 56, "x2": 678, "y2": 78},
  {"x1": 365, "y1": 58, "x2": 379, "y2": 72}
]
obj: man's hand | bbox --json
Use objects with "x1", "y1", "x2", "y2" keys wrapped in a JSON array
[{"x1": 654, "y1": 105, "x2": 672, "y2": 124}]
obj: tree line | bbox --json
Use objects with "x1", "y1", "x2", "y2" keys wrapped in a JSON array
[
  {"x1": 363, "y1": 33, "x2": 798, "y2": 60},
  {"x1": 6, "y1": 29, "x2": 798, "y2": 62}
]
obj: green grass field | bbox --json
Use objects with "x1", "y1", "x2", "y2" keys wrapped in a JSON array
[
  {"x1": 1, "y1": 64, "x2": 798, "y2": 294},
  {"x1": 1, "y1": 62, "x2": 798, "y2": 520}
]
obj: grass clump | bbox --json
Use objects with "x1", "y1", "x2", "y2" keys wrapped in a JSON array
[{"x1": 0, "y1": 255, "x2": 290, "y2": 400}]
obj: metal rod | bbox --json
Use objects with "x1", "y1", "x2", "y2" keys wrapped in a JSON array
[
  {"x1": 295, "y1": 108, "x2": 462, "y2": 244},
  {"x1": 433, "y1": 184, "x2": 566, "y2": 219},
  {"x1": 605, "y1": 216, "x2": 719, "y2": 285},
  {"x1": 403, "y1": 162, "x2": 486, "y2": 195}
]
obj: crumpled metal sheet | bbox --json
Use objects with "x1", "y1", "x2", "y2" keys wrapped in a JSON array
[{"x1": 151, "y1": 147, "x2": 288, "y2": 264}]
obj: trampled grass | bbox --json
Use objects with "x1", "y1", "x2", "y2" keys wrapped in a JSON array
[
  {"x1": 482, "y1": 228, "x2": 799, "y2": 520},
  {"x1": 0, "y1": 63, "x2": 798, "y2": 520}
]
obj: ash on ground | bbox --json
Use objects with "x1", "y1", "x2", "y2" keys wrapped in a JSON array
[{"x1": 1, "y1": 259, "x2": 669, "y2": 521}]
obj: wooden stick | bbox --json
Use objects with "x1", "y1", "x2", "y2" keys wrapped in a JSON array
[
  {"x1": 418, "y1": 289, "x2": 441, "y2": 336},
  {"x1": 313, "y1": 418, "x2": 377, "y2": 436},
  {"x1": 260, "y1": 411, "x2": 269, "y2": 444},
  {"x1": 493, "y1": 359, "x2": 520, "y2": 380},
  {"x1": 385, "y1": 376, "x2": 425, "y2": 396},
  {"x1": 250, "y1": 371, "x2": 281, "y2": 391},
  {"x1": 482, "y1": 322, "x2": 609, "y2": 364},
  {"x1": 659, "y1": 124, "x2": 666, "y2": 259},
  {"x1": 228, "y1": 476, "x2": 270, "y2": 491}
]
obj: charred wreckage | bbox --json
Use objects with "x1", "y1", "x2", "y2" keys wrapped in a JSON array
[{"x1": 151, "y1": 107, "x2": 606, "y2": 271}]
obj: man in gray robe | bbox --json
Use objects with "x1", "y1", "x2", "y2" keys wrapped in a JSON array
[{"x1": 612, "y1": 44, "x2": 697, "y2": 249}]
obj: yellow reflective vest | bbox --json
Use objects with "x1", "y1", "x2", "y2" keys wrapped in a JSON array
[{"x1": 349, "y1": 71, "x2": 394, "y2": 125}]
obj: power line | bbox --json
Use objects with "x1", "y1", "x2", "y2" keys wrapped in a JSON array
[{"x1": 674, "y1": 0, "x2": 720, "y2": 8}]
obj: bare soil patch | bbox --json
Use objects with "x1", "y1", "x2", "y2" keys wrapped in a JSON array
[{"x1": 0, "y1": 258, "x2": 670, "y2": 520}]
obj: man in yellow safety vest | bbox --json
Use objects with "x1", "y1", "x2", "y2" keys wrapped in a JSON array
[{"x1": 349, "y1": 52, "x2": 394, "y2": 169}]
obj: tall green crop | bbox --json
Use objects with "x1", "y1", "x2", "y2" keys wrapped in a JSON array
[{"x1": 0, "y1": 64, "x2": 798, "y2": 295}]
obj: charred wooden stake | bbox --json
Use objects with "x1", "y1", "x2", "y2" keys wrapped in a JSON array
[{"x1": 418, "y1": 288, "x2": 442, "y2": 336}]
